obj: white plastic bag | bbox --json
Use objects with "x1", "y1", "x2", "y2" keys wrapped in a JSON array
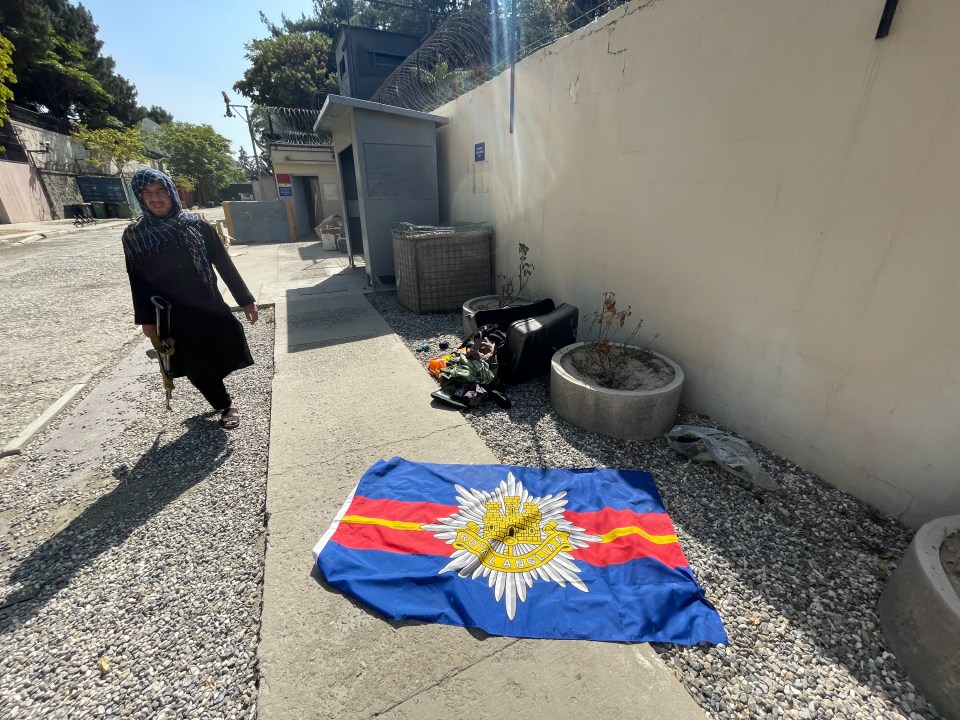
[{"x1": 666, "y1": 425, "x2": 780, "y2": 491}]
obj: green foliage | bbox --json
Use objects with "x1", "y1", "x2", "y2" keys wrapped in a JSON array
[
  {"x1": 1, "y1": 1, "x2": 104, "y2": 118},
  {"x1": 574, "y1": 292, "x2": 659, "y2": 389},
  {"x1": 0, "y1": 1, "x2": 155, "y2": 129},
  {"x1": 236, "y1": 147, "x2": 269, "y2": 182},
  {"x1": 233, "y1": 31, "x2": 338, "y2": 108},
  {"x1": 71, "y1": 123, "x2": 147, "y2": 172},
  {"x1": 311, "y1": 0, "x2": 460, "y2": 37},
  {"x1": 0, "y1": 32, "x2": 17, "y2": 137},
  {"x1": 174, "y1": 176, "x2": 196, "y2": 193},
  {"x1": 519, "y1": 0, "x2": 571, "y2": 53},
  {"x1": 144, "y1": 105, "x2": 174, "y2": 125},
  {"x1": 496, "y1": 243, "x2": 535, "y2": 308},
  {"x1": 156, "y1": 122, "x2": 234, "y2": 203}
]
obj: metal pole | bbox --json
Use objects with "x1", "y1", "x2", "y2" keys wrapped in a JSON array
[
  {"x1": 223, "y1": 92, "x2": 265, "y2": 199},
  {"x1": 875, "y1": 0, "x2": 899, "y2": 39},
  {"x1": 239, "y1": 105, "x2": 264, "y2": 200},
  {"x1": 240, "y1": 106, "x2": 262, "y2": 196},
  {"x1": 509, "y1": 0, "x2": 516, "y2": 134}
]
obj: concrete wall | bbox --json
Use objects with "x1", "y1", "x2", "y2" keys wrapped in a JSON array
[
  {"x1": 0, "y1": 161, "x2": 52, "y2": 223},
  {"x1": 436, "y1": 0, "x2": 960, "y2": 528},
  {"x1": 222, "y1": 200, "x2": 295, "y2": 244},
  {"x1": 41, "y1": 173, "x2": 86, "y2": 218},
  {"x1": 13, "y1": 123, "x2": 89, "y2": 168},
  {"x1": 6, "y1": 123, "x2": 158, "y2": 220}
]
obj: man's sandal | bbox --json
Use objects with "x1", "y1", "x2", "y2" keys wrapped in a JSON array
[{"x1": 220, "y1": 406, "x2": 241, "y2": 429}]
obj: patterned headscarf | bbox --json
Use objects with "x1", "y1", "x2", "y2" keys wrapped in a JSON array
[{"x1": 122, "y1": 169, "x2": 216, "y2": 294}]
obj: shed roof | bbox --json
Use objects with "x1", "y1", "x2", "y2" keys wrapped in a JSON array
[{"x1": 314, "y1": 95, "x2": 449, "y2": 133}]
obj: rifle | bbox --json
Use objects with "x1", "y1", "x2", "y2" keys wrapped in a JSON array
[{"x1": 148, "y1": 295, "x2": 176, "y2": 410}]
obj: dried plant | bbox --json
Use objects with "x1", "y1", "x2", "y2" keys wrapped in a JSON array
[
  {"x1": 495, "y1": 242, "x2": 534, "y2": 308},
  {"x1": 574, "y1": 292, "x2": 659, "y2": 388}
]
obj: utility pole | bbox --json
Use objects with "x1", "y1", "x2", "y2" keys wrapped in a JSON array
[{"x1": 222, "y1": 91, "x2": 265, "y2": 199}]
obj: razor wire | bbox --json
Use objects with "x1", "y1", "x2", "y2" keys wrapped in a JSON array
[
  {"x1": 369, "y1": 0, "x2": 639, "y2": 112},
  {"x1": 254, "y1": 105, "x2": 333, "y2": 146}
]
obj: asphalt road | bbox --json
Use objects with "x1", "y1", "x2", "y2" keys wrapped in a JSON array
[{"x1": 0, "y1": 224, "x2": 137, "y2": 452}]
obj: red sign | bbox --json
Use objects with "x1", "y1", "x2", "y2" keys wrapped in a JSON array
[{"x1": 276, "y1": 173, "x2": 292, "y2": 184}]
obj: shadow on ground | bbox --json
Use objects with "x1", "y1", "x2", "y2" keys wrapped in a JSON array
[{"x1": 0, "y1": 416, "x2": 231, "y2": 634}]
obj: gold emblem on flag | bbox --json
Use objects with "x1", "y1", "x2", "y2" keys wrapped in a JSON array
[{"x1": 422, "y1": 471, "x2": 600, "y2": 620}]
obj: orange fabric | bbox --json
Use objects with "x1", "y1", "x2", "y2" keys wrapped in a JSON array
[{"x1": 428, "y1": 354, "x2": 454, "y2": 378}]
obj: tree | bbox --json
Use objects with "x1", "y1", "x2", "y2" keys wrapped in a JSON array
[
  {"x1": 88, "y1": 61, "x2": 144, "y2": 127},
  {"x1": 0, "y1": 0, "x2": 158, "y2": 129},
  {"x1": 0, "y1": 1, "x2": 107, "y2": 118},
  {"x1": 157, "y1": 122, "x2": 235, "y2": 203},
  {"x1": 233, "y1": 31, "x2": 339, "y2": 108},
  {"x1": 518, "y1": 0, "x2": 570, "y2": 54},
  {"x1": 143, "y1": 105, "x2": 173, "y2": 125},
  {"x1": 236, "y1": 147, "x2": 269, "y2": 182},
  {"x1": 0, "y1": 32, "x2": 16, "y2": 142},
  {"x1": 310, "y1": 0, "x2": 461, "y2": 37},
  {"x1": 71, "y1": 123, "x2": 146, "y2": 173}
]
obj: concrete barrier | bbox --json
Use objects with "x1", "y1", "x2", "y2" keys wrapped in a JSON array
[
  {"x1": 222, "y1": 200, "x2": 295, "y2": 244},
  {"x1": 879, "y1": 515, "x2": 960, "y2": 720}
]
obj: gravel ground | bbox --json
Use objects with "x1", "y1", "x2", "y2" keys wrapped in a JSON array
[
  {"x1": 0, "y1": 308, "x2": 273, "y2": 719},
  {"x1": 365, "y1": 291, "x2": 946, "y2": 720}
]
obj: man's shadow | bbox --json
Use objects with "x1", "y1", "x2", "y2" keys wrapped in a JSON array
[{"x1": 0, "y1": 415, "x2": 231, "y2": 636}]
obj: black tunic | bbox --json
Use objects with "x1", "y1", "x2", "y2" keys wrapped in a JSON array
[{"x1": 125, "y1": 220, "x2": 255, "y2": 381}]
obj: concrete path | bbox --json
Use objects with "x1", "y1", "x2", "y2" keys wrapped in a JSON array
[{"x1": 226, "y1": 239, "x2": 708, "y2": 720}]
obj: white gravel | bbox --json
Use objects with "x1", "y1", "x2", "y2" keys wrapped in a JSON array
[
  {"x1": 365, "y1": 291, "x2": 946, "y2": 720},
  {"x1": 0, "y1": 308, "x2": 273, "y2": 719},
  {"x1": 0, "y1": 285, "x2": 947, "y2": 720}
]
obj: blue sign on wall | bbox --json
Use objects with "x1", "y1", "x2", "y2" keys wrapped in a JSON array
[
  {"x1": 278, "y1": 186, "x2": 293, "y2": 197},
  {"x1": 474, "y1": 142, "x2": 485, "y2": 162}
]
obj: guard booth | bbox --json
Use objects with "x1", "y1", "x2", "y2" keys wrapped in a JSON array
[{"x1": 314, "y1": 95, "x2": 448, "y2": 286}]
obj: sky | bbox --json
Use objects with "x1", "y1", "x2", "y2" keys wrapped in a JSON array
[{"x1": 80, "y1": 0, "x2": 317, "y2": 159}]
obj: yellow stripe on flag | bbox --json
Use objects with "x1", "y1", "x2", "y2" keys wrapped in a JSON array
[
  {"x1": 598, "y1": 526, "x2": 678, "y2": 545},
  {"x1": 341, "y1": 515, "x2": 677, "y2": 544},
  {"x1": 342, "y1": 515, "x2": 423, "y2": 532}
]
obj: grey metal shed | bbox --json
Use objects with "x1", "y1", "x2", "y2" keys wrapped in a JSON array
[{"x1": 314, "y1": 95, "x2": 449, "y2": 286}]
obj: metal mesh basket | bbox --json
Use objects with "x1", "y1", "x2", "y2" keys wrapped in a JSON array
[{"x1": 392, "y1": 222, "x2": 494, "y2": 314}]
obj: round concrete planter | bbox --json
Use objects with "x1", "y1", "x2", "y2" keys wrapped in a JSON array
[
  {"x1": 878, "y1": 515, "x2": 960, "y2": 720},
  {"x1": 462, "y1": 295, "x2": 534, "y2": 336},
  {"x1": 550, "y1": 344, "x2": 684, "y2": 441}
]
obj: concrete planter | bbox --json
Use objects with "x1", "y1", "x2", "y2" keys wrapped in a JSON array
[
  {"x1": 462, "y1": 295, "x2": 534, "y2": 336},
  {"x1": 550, "y1": 344, "x2": 684, "y2": 441},
  {"x1": 878, "y1": 515, "x2": 960, "y2": 720}
]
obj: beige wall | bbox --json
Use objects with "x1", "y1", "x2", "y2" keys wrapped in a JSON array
[
  {"x1": 0, "y1": 161, "x2": 53, "y2": 223},
  {"x1": 436, "y1": 0, "x2": 960, "y2": 527}
]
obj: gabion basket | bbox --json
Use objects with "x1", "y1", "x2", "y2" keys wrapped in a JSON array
[{"x1": 392, "y1": 222, "x2": 494, "y2": 314}]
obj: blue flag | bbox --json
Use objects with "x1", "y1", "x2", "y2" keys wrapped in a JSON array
[{"x1": 313, "y1": 458, "x2": 727, "y2": 644}]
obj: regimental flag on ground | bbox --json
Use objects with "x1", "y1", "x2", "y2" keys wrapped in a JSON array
[{"x1": 313, "y1": 458, "x2": 727, "y2": 645}]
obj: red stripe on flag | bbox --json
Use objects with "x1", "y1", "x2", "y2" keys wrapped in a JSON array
[
  {"x1": 347, "y1": 496, "x2": 457, "y2": 524},
  {"x1": 570, "y1": 534, "x2": 688, "y2": 568},
  {"x1": 565, "y1": 508, "x2": 678, "y2": 537},
  {"x1": 331, "y1": 521, "x2": 452, "y2": 557},
  {"x1": 566, "y1": 509, "x2": 689, "y2": 569}
]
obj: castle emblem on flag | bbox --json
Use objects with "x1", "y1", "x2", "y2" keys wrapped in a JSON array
[{"x1": 422, "y1": 471, "x2": 601, "y2": 619}]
